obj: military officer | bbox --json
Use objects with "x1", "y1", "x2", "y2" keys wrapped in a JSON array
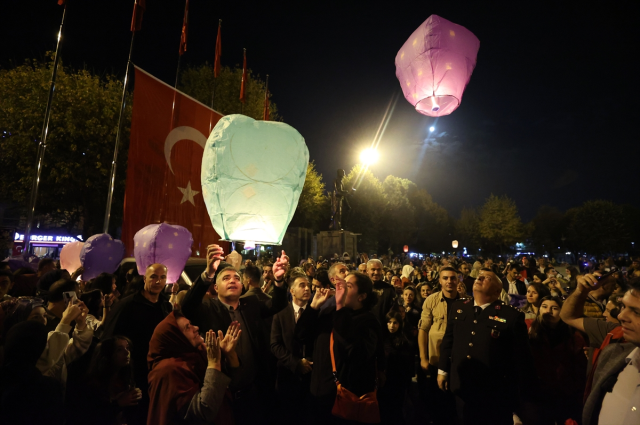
[{"x1": 437, "y1": 268, "x2": 535, "y2": 425}]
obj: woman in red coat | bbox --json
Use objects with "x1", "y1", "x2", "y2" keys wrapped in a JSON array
[{"x1": 528, "y1": 296, "x2": 586, "y2": 425}]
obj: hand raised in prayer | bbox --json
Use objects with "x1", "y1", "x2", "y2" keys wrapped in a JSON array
[
  {"x1": 219, "y1": 321, "x2": 241, "y2": 355},
  {"x1": 272, "y1": 250, "x2": 289, "y2": 285},
  {"x1": 205, "y1": 330, "x2": 221, "y2": 370},
  {"x1": 205, "y1": 244, "x2": 225, "y2": 279}
]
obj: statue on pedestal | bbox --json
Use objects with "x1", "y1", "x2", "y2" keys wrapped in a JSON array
[{"x1": 330, "y1": 169, "x2": 353, "y2": 230}]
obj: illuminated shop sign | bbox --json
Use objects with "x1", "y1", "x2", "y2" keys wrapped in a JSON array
[{"x1": 14, "y1": 233, "x2": 78, "y2": 243}]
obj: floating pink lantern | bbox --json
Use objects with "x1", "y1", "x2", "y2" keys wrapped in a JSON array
[
  {"x1": 134, "y1": 223, "x2": 193, "y2": 284},
  {"x1": 395, "y1": 15, "x2": 480, "y2": 117},
  {"x1": 60, "y1": 241, "x2": 84, "y2": 274},
  {"x1": 80, "y1": 234, "x2": 125, "y2": 281}
]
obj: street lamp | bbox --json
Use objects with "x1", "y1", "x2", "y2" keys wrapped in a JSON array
[{"x1": 360, "y1": 148, "x2": 379, "y2": 165}]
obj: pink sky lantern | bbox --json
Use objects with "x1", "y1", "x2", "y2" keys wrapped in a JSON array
[
  {"x1": 80, "y1": 234, "x2": 125, "y2": 281},
  {"x1": 395, "y1": 15, "x2": 480, "y2": 117},
  {"x1": 60, "y1": 241, "x2": 84, "y2": 274},
  {"x1": 134, "y1": 223, "x2": 193, "y2": 284}
]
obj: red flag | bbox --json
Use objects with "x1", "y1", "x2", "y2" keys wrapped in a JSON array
[
  {"x1": 213, "y1": 21, "x2": 222, "y2": 78},
  {"x1": 263, "y1": 77, "x2": 270, "y2": 121},
  {"x1": 239, "y1": 49, "x2": 247, "y2": 104},
  {"x1": 179, "y1": 0, "x2": 189, "y2": 56},
  {"x1": 130, "y1": 0, "x2": 146, "y2": 32},
  {"x1": 122, "y1": 66, "x2": 230, "y2": 259}
]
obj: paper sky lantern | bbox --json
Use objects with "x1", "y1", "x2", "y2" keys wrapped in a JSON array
[
  {"x1": 80, "y1": 234, "x2": 125, "y2": 281},
  {"x1": 60, "y1": 241, "x2": 84, "y2": 274},
  {"x1": 201, "y1": 114, "x2": 308, "y2": 245},
  {"x1": 452, "y1": 240, "x2": 459, "y2": 249},
  {"x1": 403, "y1": 245, "x2": 409, "y2": 253},
  {"x1": 395, "y1": 15, "x2": 479, "y2": 117},
  {"x1": 134, "y1": 223, "x2": 193, "y2": 283}
]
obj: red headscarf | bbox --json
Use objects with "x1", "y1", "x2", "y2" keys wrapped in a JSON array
[{"x1": 147, "y1": 312, "x2": 207, "y2": 425}]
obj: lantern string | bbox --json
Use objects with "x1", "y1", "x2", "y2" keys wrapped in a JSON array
[{"x1": 353, "y1": 91, "x2": 400, "y2": 191}]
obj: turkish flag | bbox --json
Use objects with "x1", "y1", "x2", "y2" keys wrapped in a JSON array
[
  {"x1": 213, "y1": 22, "x2": 222, "y2": 78},
  {"x1": 179, "y1": 0, "x2": 189, "y2": 56},
  {"x1": 130, "y1": 0, "x2": 146, "y2": 32},
  {"x1": 240, "y1": 50, "x2": 247, "y2": 103},
  {"x1": 122, "y1": 66, "x2": 230, "y2": 258}
]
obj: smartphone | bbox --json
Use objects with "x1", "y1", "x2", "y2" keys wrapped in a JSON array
[{"x1": 63, "y1": 291, "x2": 77, "y2": 306}]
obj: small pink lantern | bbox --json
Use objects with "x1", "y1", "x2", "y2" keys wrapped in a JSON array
[
  {"x1": 80, "y1": 234, "x2": 125, "y2": 281},
  {"x1": 403, "y1": 245, "x2": 409, "y2": 253},
  {"x1": 134, "y1": 223, "x2": 193, "y2": 284},
  {"x1": 395, "y1": 15, "x2": 480, "y2": 117},
  {"x1": 60, "y1": 241, "x2": 84, "y2": 274}
]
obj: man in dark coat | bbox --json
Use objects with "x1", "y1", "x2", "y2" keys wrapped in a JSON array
[
  {"x1": 181, "y1": 245, "x2": 289, "y2": 425},
  {"x1": 367, "y1": 259, "x2": 397, "y2": 325},
  {"x1": 501, "y1": 263, "x2": 527, "y2": 295},
  {"x1": 438, "y1": 268, "x2": 536, "y2": 425},
  {"x1": 100, "y1": 263, "x2": 173, "y2": 425}
]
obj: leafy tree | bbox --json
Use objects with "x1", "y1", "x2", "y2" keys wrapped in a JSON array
[
  {"x1": 455, "y1": 207, "x2": 481, "y2": 251},
  {"x1": 289, "y1": 161, "x2": 329, "y2": 231},
  {"x1": 179, "y1": 64, "x2": 280, "y2": 121},
  {"x1": 478, "y1": 194, "x2": 525, "y2": 253},
  {"x1": 0, "y1": 56, "x2": 131, "y2": 238},
  {"x1": 342, "y1": 165, "x2": 385, "y2": 253},
  {"x1": 380, "y1": 176, "x2": 416, "y2": 253},
  {"x1": 530, "y1": 206, "x2": 567, "y2": 255},
  {"x1": 409, "y1": 187, "x2": 452, "y2": 253},
  {"x1": 566, "y1": 200, "x2": 633, "y2": 255}
]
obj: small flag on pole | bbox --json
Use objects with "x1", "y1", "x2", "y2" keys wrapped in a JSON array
[
  {"x1": 263, "y1": 75, "x2": 270, "y2": 121},
  {"x1": 239, "y1": 49, "x2": 247, "y2": 104},
  {"x1": 131, "y1": 0, "x2": 146, "y2": 32},
  {"x1": 179, "y1": 0, "x2": 189, "y2": 56},
  {"x1": 214, "y1": 20, "x2": 222, "y2": 78}
]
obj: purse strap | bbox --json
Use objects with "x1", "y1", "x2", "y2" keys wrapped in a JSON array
[{"x1": 330, "y1": 331, "x2": 378, "y2": 388}]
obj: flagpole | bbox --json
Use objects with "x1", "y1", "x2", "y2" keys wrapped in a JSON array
[
  {"x1": 103, "y1": 31, "x2": 136, "y2": 233},
  {"x1": 24, "y1": 2, "x2": 68, "y2": 255},
  {"x1": 210, "y1": 19, "x2": 221, "y2": 110},
  {"x1": 263, "y1": 74, "x2": 269, "y2": 120},
  {"x1": 240, "y1": 48, "x2": 246, "y2": 114}
]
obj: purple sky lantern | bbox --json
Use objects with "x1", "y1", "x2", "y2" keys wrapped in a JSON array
[
  {"x1": 395, "y1": 15, "x2": 480, "y2": 117},
  {"x1": 133, "y1": 223, "x2": 193, "y2": 284},
  {"x1": 80, "y1": 234, "x2": 125, "y2": 281}
]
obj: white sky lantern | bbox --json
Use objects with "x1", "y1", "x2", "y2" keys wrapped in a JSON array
[
  {"x1": 395, "y1": 15, "x2": 480, "y2": 117},
  {"x1": 201, "y1": 115, "x2": 309, "y2": 245},
  {"x1": 452, "y1": 240, "x2": 459, "y2": 249}
]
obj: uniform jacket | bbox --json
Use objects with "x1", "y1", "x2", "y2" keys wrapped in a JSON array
[
  {"x1": 438, "y1": 298, "x2": 535, "y2": 409},
  {"x1": 418, "y1": 292, "x2": 461, "y2": 366}
]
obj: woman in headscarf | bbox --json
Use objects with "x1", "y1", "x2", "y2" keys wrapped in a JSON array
[
  {"x1": 0, "y1": 321, "x2": 64, "y2": 425},
  {"x1": 146, "y1": 311, "x2": 240, "y2": 425}
]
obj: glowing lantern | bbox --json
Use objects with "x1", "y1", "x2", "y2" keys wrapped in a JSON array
[
  {"x1": 403, "y1": 245, "x2": 409, "y2": 253},
  {"x1": 452, "y1": 240, "x2": 459, "y2": 249},
  {"x1": 201, "y1": 114, "x2": 308, "y2": 245},
  {"x1": 134, "y1": 223, "x2": 193, "y2": 284},
  {"x1": 80, "y1": 234, "x2": 125, "y2": 281},
  {"x1": 395, "y1": 15, "x2": 479, "y2": 117},
  {"x1": 60, "y1": 241, "x2": 84, "y2": 274}
]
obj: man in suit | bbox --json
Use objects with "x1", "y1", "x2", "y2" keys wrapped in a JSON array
[
  {"x1": 367, "y1": 259, "x2": 397, "y2": 325},
  {"x1": 241, "y1": 263, "x2": 270, "y2": 302},
  {"x1": 181, "y1": 245, "x2": 289, "y2": 425},
  {"x1": 560, "y1": 274, "x2": 640, "y2": 425},
  {"x1": 502, "y1": 263, "x2": 527, "y2": 296},
  {"x1": 271, "y1": 273, "x2": 313, "y2": 425},
  {"x1": 437, "y1": 268, "x2": 535, "y2": 425}
]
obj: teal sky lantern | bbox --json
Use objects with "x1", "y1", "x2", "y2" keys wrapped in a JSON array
[{"x1": 201, "y1": 114, "x2": 308, "y2": 245}]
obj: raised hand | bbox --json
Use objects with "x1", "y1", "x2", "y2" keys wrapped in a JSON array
[
  {"x1": 205, "y1": 244, "x2": 225, "y2": 279},
  {"x1": 116, "y1": 387, "x2": 142, "y2": 407},
  {"x1": 61, "y1": 302, "x2": 82, "y2": 326},
  {"x1": 205, "y1": 330, "x2": 221, "y2": 370},
  {"x1": 272, "y1": 250, "x2": 289, "y2": 284},
  {"x1": 219, "y1": 321, "x2": 241, "y2": 355},
  {"x1": 335, "y1": 279, "x2": 347, "y2": 311},
  {"x1": 74, "y1": 300, "x2": 89, "y2": 331},
  {"x1": 310, "y1": 288, "x2": 331, "y2": 310}
]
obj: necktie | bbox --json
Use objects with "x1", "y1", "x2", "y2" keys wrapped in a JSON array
[{"x1": 296, "y1": 307, "x2": 304, "y2": 323}]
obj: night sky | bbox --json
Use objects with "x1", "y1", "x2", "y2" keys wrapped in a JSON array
[{"x1": 4, "y1": 0, "x2": 639, "y2": 221}]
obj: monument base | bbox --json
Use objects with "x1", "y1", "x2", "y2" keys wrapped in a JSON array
[{"x1": 317, "y1": 230, "x2": 358, "y2": 262}]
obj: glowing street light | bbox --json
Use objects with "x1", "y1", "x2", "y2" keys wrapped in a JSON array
[
  {"x1": 429, "y1": 126, "x2": 435, "y2": 132},
  {"x1": 360, "y1": 148, "x2": 379, "y2": 165}
]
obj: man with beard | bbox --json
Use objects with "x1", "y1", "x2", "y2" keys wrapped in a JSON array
[{"x1": 367, "y1": 259, "x2": 398, "y2": 326}]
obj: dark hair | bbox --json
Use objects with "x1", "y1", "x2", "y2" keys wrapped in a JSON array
[
  {"x1": 88, "y1": 273, "x2": 115, "y2": 295},
  {"x1": 80, "y1": 289, "x2": 103, "y2": 318},
  {"x1": 3, "y1": 321, "x2": 48, "y2": 366},
  {"x1": 13, "y1": 267, "x2": 36, "y2": 277},
  {"x1": 348, "y1": 272, "x2": 378, "y2": 311},
  {"x1": 314, "y1": 269, "x2": 333, "y2": 289},
  {"x1": 439, "y1": 266, "x2": 458, "y2": 274},
  {"x1": 0, "y1": 262, "x2": 10, "y2": 271},
  {"x1": 86, "y1": 336, "x2": 135, "y2": 387},
  {"x1": 125, "y1": 267, "x2": 139, "y2": 283},
  {"x1": 123, "y1": 275, "x2": 144, "y2": 298},
  {"x1": 385, "y1": 310, "x2": 404, "y2": 333},
  {"x1": 627, "y1": 276, "x2": 640, "y2": 297},
  {"x1": 529, "y1": 296, "x2": 575, "y2": 346},
  {"x1": 0, "y1": 270, "x2": 13, "y2": 282},
  {"x1": 544, "y1": 266, "x2": 555, "y2": 275},
  {"x1": 533, "y1": 272, "x2": 547, "y2": 282},
  {"x1": 1, "y1": 297, "x2": 46, "y2": 343},
  {"x1": 243, "y1": 264, "x2": 261, "y2": 284},
  {"x1": 48, "y1": 279, "x2": 77, "y2": 303},
  {"x1": 37, "y1": 269, "x2": 65, "y2": 294},
  {"x1": 37, "y1": 258, "x2": 55, "y2": 272},
  {"x1": 303, "y1": 263, "x2": 315, "y2": 273}
]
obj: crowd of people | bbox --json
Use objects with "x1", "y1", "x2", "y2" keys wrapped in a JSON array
[{"x1": 0, "y1": 249, "x2": 639, "y2": 425}]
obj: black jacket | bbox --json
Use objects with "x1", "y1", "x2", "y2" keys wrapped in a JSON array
[
  {"x1": 501, "y1": 277, "x2": 527, "y2": 296},
  {"x1": 438, "y1": 298, "x2": 535, "y2": 409},
  {"x1": 271, "y1": 304, "x2": 306, "y2": 375},
  {"x1": 181, "y1": 274, "x2": 288, "y2": 386},
  {"x1": 371, "y1": 280, "x2": 398, "y2": 325},
  {"x1": 101, "y1": 291, "x2": 172, "y2": 392}
]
